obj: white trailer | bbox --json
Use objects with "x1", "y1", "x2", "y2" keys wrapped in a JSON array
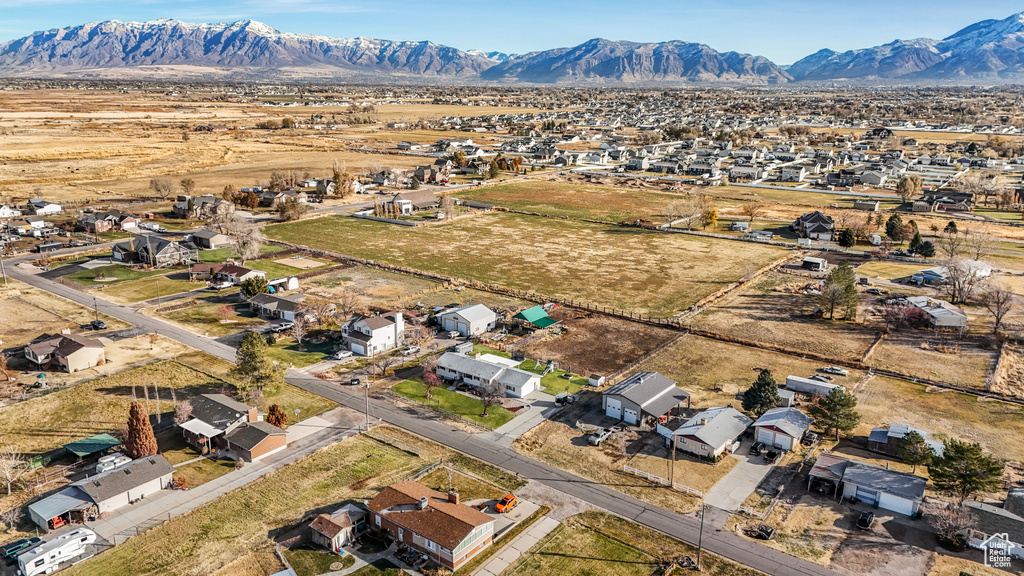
[
  {"x1": 785, "y1": 375, "x2": 844, "y2": 398},
  {"x1": 18, "y1": 529, "x2": 96, "y2": 576}
]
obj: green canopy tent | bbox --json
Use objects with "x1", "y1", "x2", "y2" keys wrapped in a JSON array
[
  {"x1": 513, "y1": 305, "x2": 558, "y2": 328},
  {"x1": 63, "y1": 433, "x2": 121, "y2": 458}
]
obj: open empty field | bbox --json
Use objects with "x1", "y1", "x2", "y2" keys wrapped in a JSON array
[
  {"x1": 635, "y1": 334, "x2": 862, "y2": 408},
  {"x1": 690, "y1": 272, "x2": 878, "y2": 362},
  {"x1": 522, "y1": 307, "x2": 681, "y2": 377},
  {"x1": 865, "y1": 331, "x2": 998, "y2": 389},
  {"x1": 507, "y1": 511, "x2": 761, "y2": 576},
  {"x1": 306, "y1": 266, "x2": 439, "y2": 308},
  {"x1": 455, "y1": 178, "x2": 685, "y2": 223},
  {"x1": 0, "y1": 279, "x2": 127, "y2": 347},
  {"x1": 268, "y1": 213, "x2": 786, "y2": 316}
]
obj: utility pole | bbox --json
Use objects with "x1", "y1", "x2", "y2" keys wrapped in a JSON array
[
  {"x1": 0, "y1": 251, "x2": 7, "y2": 287},
  {"x1": 93, "y1": 295, "x2": 99, "y2": 322},
  {"x1": 697, "y1": 502, "x2": 705, "y2": 571},
  {"x1": 670, "y1": 433, "x2": 678, "y2": 486},
  {"x1": 364, "y1": 380, "x2": 370, "y2": 431}
]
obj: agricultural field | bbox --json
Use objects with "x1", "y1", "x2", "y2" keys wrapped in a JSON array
[
  {"x1": 60, "y1": 426, "x2": 523, "y2": 576},
  {"x1": 268, "y1": 213, "x2": 786, "y2": 317},
  {"x1": 454, "y1": 178, "x2": 685, "y2": 222},
  {"x1": 522, "y1": 307, "x2": 681, "y2": 377},
  {"x1": 635, "y1": 334, "x2": 862, "y2": 408},
  {"x1": 0, "y1": 279, "x2": 127, "y2": 347},
  {"x1": 690, "y1": 271, "x2": 879, "y2": 362},
  {"x1": 506, "y1": 511, "x2": 761, "y2": 576}
]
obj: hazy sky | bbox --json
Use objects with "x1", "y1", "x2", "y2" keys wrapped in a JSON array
[{"x1": 1, "y1": 0, "x2": 1022, "y2": 64}]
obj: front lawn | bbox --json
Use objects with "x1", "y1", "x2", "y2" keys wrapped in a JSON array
[
  {"x1": 264, "y1": 383, "x2": 338, "y2": 425},
  {"x1": 392, "y1": 378, "x2": 515, "y2": 429},
  {"x1": 66, "y1": 264, "x2": 165, "y2": 286},
  {"x1": 284, "y1": 547, "x2": 353, "y2": 576},
  {"x1": 266, "y1": 336, "x2": 335, "y2": 368},
  {"x1": 99, "y1": 273, "x2": 198, "y2": 303},
  {"x1": 172, "y1": 458, "x2": 235, "y2": 488},
  {"x1": 160, "y1": 299, "x2": 264, "y2": 337}
]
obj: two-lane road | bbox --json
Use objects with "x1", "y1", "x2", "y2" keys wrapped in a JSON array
[{"x1": 6, "y1": 262, "x2": 840, "y2": 576}]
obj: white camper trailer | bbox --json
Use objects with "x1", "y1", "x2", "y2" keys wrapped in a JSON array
[{"x1": 18, "y1": 529, "x2": 96, "y2": 576}]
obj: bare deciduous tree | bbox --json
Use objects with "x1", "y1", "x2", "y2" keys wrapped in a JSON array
[
  {"x1": 0, "y1": 506, "x2": 21, "y2": 532},
  {"x1": 938, "y1": 232, "x2": 964, "y2": 259},
  {"x1": 964, "y1": 228, "x2": 994, "y2": 261},
  {"x1": 0, "y1": 446, "x2": 28, "y2": 495},
  {"x1": 740, "y1": 202, "x2": 765, "y2": 223},
  {"x1": 478, "y1": 380, "x2": 504, "y2": 417},
  {"x1": 149, "y1": 178, "x2": 174, "y2": 199},
  {"x1": 980, "y1": 286, "x2": 1017, "y2": 334},
  {"x1": 291, "y1": 314, "x2": 310, "y2": 348},
  {"x1": 303, "y1": 296, "x2": 337, "y2": 330},
  {"x1": 880, "y1": 302, "x2": 914, "y2": 332},
  {"x1": 373, "y1": 354, "x2": 402, "y2": 378},
  {"x1": 930, "y1": 502, "x2": 975, "y2": 545},
  {"x1": 179, "y1": 178, "x2": 197, "y2": 196},
  {"x1": 334, "y1": 290, "x2": 361, "y2": 322},
  {"x1": 941, "y1": 257, "x2": 987, "y2": 304},
  {"x1": 173, "y1": 400, "x2": 193, "y2": 425}
]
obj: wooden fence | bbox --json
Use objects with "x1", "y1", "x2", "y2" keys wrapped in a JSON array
[{"x1": 622, "y1": 465, "x2": 703, "y2": 498}]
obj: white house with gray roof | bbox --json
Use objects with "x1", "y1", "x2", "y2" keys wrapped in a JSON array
[
  {"x1": 753, "y1": 407, "x2": 812, "y2": 451},
  {"x1": 809, "y1": 453, "x2": 926, "y2": 516},
  {"x1": 435, "y1": 352, "x2": 540, "y2": 398},
  {"x1": 438, "y1": 304, "x2": 498, "y2": 337},
  {"x1": 602, "y1": 372, "x2": 690, "y2": 425},
  {"x1": 658, "y1": 406, "x2": 752, "y2": 458}
]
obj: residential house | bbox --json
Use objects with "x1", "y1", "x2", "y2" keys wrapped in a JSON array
[
  {"x1": 602, "y1": 372, "x2": 691, "y2": 425},
  {"x1": 686, "y1": 159, "x2": 722, "y2": 176},
  {"x1": 912, "y1": 260, "x2": 992, "y2": 284},
  {"x1": 435, "y1": 351, "x2": 541, "y2": 398},
  {"x1": 372, "y1": 171, "x2": 398, "y2": 187},
  {"x1": 965, "y1": 489, "x2": 1024, "y2": 560},
  {"x1": 438, "y1": 304, "x2": 498, "y2": 337},
  {"x1": 27, "y1": 455, "x2": 174, "y2": 530},
  {"x1": 808, "y1": 453, "x2": 926, "y2": 516},
  {"x1": 791, "y1": 211, "x2": 835, "y2": 240},
  {"x1": 626, "y1": 157, "x2": 650, "y2": 171},
  {"x1": 0, "y1": 205, "x2": 22, "y2": 218},
  {"x1": 258, "y1": 190, "x2": 308, "y2": 208},
  {"x1": 413, "y1": 159, "x2": 453, "y2": 184},
  {"x1": 310, "y1": 504, "x2": 367, "y2": 553},
  {"x1": 29, "y1": 198, "x2": 62, "y2": 215},
  {"x1": 189, "y1": 229, "x2": 233, "y2": 250},
  {"x1": 249, "y1": 292, "x2": 307, "y2": 322},
  {"x1": 919, "y1": 191, "x2": 975, "y2": 212},
  {"x1": 223, "y1": 421, "x2": 287, "y2": 462},
  {"x1": 861, "y1": 171, "x2": 888, "y2": 187},
  {"x1": 904, "y1": 295, "x2": 968, "y2": 329},
  {"x1": 752, "y1": 407, "x2": 812, "y2": 451},
  {"x1": 657, "y1": 406, "x2": 752, "y2": 459},
  {"x1": 779, "y1": 166, "x2": 807, "y2": 182},
  {"x1": 215, "y1": 264, "x2": 265, "y2": 285},
  {"x1": 852, "y1": 200, "x2": 879, "y2": 212},
  {"x1": 367, "y1": 481, "x2": 494, "y2": 570},
  {"x1": 178, "y1": 393, "x2": 258, "y2": 454},
  {"x1": 344, "y1": 312, "x2": 405, "y2": 356},
  {"x1": 396, "y1": 141, "x2": 423, "y2": 151},
  {"x1": 386, "y1": 189, "x2": 439, "y2": 215},
  {"x1": 650, "y1": 161, "x2": 683, "y2": 174},
  {"x1": 24, "y1": 333, "x2": 105, "y2": 373},
  {"x1": 867, "y1": 424, "x2": 944, "y2": 458},
  {"x1": 111, "y1": 235, "x2": 199, "y2": 268},
  {"x1": 172, "y1": 195, "x2": 235, "y2": 220},
  {"x1": 729, "y1": 165, "x2": 762, "y2": 181},
  {"x1": 77, "y1": 211, "x2": 139, "y2": 234},
  {"x1": 7, "y1": 220, "x2": 32, "y2": 235},
  {"x1": 25, "y1": 215, "x2": 45, "y2": 229}
]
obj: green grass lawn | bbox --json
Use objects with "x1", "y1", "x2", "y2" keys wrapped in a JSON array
[
  {"x1": 267, "y1": 213, "x2": 785, "y2": 317},
  {"x1": 156, "y1": 430, "x2": 203, "y2": 465},
  {"x1": 284, "y1": 547, "x2": 353, "y2": 576},
  {"x1": 392, "y1": 378, "x2": 515, "y2": 429},
  {"x1": 67, "y1": 264, "x2": 166, "y2": 286},
  {"x1": 198, "y1": 244, "x2": 285, "y2": 263},
  {"x1": 172, "y1": 458, "x2": 236, "y2": 488},
  {"x1": 473, "y1": 344, "x2": 511, "y2": 358},
  {"x1": 517, "y1": 359, "x2": 588, "y2": 396},
  {"x1": 266, "y1": 336, "x2": 334, "y2": 368},
  {"x1": 99, "y1": 274, "x2": 198, "y2": 303},
  {"x1": 348, "y1": 559, "x2": 402, "y2": 576}
]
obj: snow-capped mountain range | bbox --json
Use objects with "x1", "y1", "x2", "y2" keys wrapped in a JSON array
[{"x1": 4, "y1": 13, "x2": 1024, "y2": 84}]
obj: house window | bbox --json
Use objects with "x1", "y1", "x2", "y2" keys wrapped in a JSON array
[
  {"x1": 425, "y1": 540, "x2": 436, "y2": 552},
  {"x1": 375, "y1": 514, "x2": 381, "y2": 527}
]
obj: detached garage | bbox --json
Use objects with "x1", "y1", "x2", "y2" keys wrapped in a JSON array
[
  {"x1": 753, "y1": 407, "x2": 812, "y2": 451},
  {"x1": 439, "y1": 304, "x2": 498, "y2": 337},
  {"x1": 602, "y1": 372, "x2": 690, "y2": 425},
  {"x1": 809, "y1": 453, "x2": 926, "y2": 517}
]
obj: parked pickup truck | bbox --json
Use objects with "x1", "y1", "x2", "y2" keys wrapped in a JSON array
[{"x1": 588, "y1": 428, "x2": 613, "y2": 446}]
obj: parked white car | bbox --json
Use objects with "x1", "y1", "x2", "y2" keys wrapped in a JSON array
[{"x1": 332, "y1": 350, "x2": 353, "y2": 360}]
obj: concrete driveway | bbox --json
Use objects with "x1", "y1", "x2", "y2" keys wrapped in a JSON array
[
  {"x1": 487, "y1": 391, "x2": 558, "y2": 446},
  {"x1": 703, "y1": 440, "x2": 777, "y2": 512}
]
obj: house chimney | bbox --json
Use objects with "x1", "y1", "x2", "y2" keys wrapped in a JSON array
[{"x1": 449, "y1": 491, "x2": 460, "y2": 505}]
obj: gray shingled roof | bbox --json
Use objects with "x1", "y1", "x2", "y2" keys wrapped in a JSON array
[
  {"x1": 603, "y1": 372, "x2": 688, "y2": 416},
  {"x1": 753, "y1": 407, "x2": 812, "y2": 438},
  {"x1": 224, "y1": 421, "x2": 286, "y2": 451},
  {"x1": 72, "y1": 455, "x2": 173, "y2": 503},
  {"x1": 188, "y1": 394, "x2": 252, "y2": 430},
  {"x1": 842, "y1": 461, "x2": 927, "y2": 502},
  {"x1": 675, "y1": 407, "x2": 752, "y2": 448}
]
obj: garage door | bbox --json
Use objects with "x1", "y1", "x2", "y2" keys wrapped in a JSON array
[
  {"x1": 756, "y1": 428, "x2": 774, "y2": 445},
  {"x1": 774, "y1": 435, "x2": 793, "y2": 451},
  {"x1": 443, "y1": 318, "x2": 455, "y2": 332},
  {"x1": 457, "y1": 321, "x2": 468, "y2": 335},
  {"x1": 855, "y1": 486, "x2": 879, "y2": 505},
  {"x1": 878, "y1": 492, "x2": 913, "y2": 516},
  {"x1": 350, "y1": 343, "x2": 366, "y2": 356},
  {"x1": 605, "y1": 398, "x2": 622, "y2": 420},
  {"x1": 623, "y1": 408, "x2": 638, "y2": 425}
]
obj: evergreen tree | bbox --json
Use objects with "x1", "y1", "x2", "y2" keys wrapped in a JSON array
[
  {"x1": 929, "y1": 439, "x2": 1004, "y2": 501},
  {"x1": 909, "y1": 231, "x2": 923, "y2": 254},
  {"x1": 885, "y1": 214, "x2": 903, "y2": 240},
  {"x1": 742, "y1": 369, "x2": 781, "y2": 417},
  {"x1": 807, "y1": 388, "x2": 860, "y2": 440},
  {"x1": 897, "y1": 431, "x2": 935, "y2": 473},
  {"x1": 233, "y1": 332, "x2": 285, "y2": 393},
  {"x1": 916, "y1": 241, "x2": 936, "y2": 258},
  {"x1": 240, "y1": 276, "x2": 269, "y2": 299},
  {"x1": 487, "y1": 162, "x2": 500, "y2": 179},
  {"x1": 124, "y1": 401, "x2": 158, "y2": 459},
  {"x1": 944, "y1": 221, "x2": 958, "y2": 235},
  {"x1": 838, "y1": 228, "x2": 855, "y2": 248}
]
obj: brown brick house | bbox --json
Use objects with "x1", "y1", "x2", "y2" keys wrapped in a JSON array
[
  {"x1": 367, "y1": 481, "x2": 494, "y2": 570},
  {"x1": 224, "y1": 421, "x2": 287, "y2": 462}
]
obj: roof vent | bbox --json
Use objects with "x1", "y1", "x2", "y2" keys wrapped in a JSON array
[{"x1": 418, "y1": 497, "x2": 429, "y2": 510}]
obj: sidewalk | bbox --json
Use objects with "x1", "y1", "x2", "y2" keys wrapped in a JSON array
[
  {"x1": 88, "y1": 421, "x2": 365, "y2": 543},
  {"x1": 474, "y1": 516, "x2": 559, "y2": 576}
]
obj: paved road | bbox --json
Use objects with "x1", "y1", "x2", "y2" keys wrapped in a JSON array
[{"x1": 6, "y1": 262, "x2": 840, "y2": 576}]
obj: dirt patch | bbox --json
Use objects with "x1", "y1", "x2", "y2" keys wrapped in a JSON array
[
  {"x1": 992, "y1": 344, "x2": 1024, "y2": 399},
  {"x1": 273, "y1": 256, "x2": 325, "y2": 269},
  {"x1": 522, "y1": 307, "x2": 680, "y2": 376}
]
